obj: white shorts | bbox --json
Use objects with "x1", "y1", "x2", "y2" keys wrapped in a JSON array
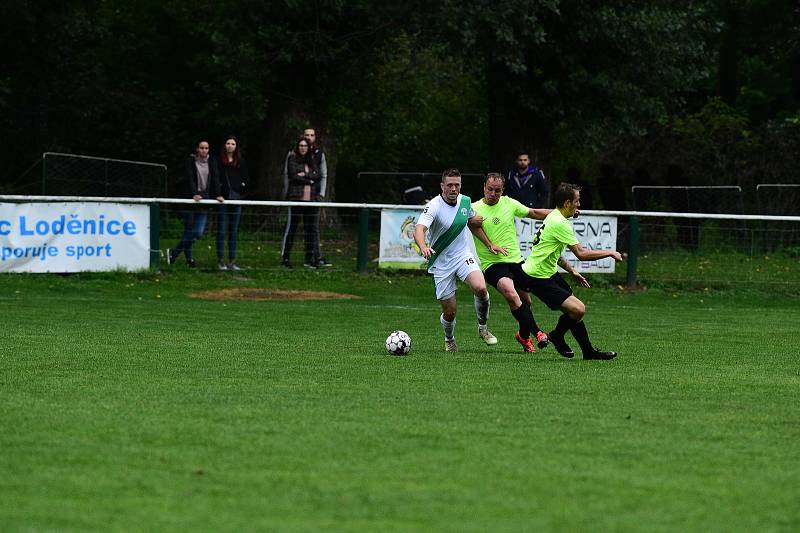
[{"x1": 430, "y1": 253, "x2": 482, "y2": 300}]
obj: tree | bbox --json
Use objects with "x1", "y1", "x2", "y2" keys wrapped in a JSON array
[{"x1": 437, "y1": 1, "x2": 716, "y2": 175}]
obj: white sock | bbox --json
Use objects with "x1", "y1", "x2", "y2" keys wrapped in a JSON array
[
  {"x1": 440, "y1": 314, "x2": 456, "y2": 340},
  {"x1": 474, "y1": 294, "x2": 490, "y2": 326}
]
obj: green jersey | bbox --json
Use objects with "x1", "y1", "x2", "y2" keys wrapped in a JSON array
[
  {"x1": 471, "y1": 196, "x2": 529, "y2": 271},
  {"x1": 522, "y1": 209, "x2": 579, "y2": 278}
]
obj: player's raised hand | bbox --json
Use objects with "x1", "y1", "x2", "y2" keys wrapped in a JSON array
[{"x1": 609, "y1": 251, "x2": 623, "y2": 262}]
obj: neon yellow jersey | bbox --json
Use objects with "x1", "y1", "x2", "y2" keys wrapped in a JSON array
[
  {"x1": 471, "y1": 196, "x2": 529, "y2": 271},
  {"x1": 522, "y1": 209, "x2": 579, "y2": 278}
]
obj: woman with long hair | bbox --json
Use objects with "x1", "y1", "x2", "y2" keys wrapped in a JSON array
[
  {"x1": 281, "y1": 137, "x2": 319, "y2": 267},
  {"x1": 168, "y1": 140, "x2": 223, "y2": 267},
  {"x1": 217, "y1": 135, "x2": 248, "y2": 270}
]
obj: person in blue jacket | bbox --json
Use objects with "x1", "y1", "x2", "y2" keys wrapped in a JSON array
[{"x1": 506, "y1": 151, "x2": 549, "y2": 208}]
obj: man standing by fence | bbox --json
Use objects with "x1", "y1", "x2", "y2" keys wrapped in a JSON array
[{"x1": 506, "y1": 151, "x2": 549, "y2": 209}]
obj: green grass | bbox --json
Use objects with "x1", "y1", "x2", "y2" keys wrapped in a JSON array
[{"x1": 1, "y1": 270, "x2": 799, "y2": 531}]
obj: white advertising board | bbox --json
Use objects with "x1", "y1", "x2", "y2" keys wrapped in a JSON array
[
  {"x1": 0, "y1": 202, "x2": 151, "y2": 273},
  {"x1": 515, "y1": 215, "x2": 618, "y2": 273},
  {"x1": 378, "y1": 208, "x2": 618, "y2": 273}
]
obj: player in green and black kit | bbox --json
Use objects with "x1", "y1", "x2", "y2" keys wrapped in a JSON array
[
  {"x1": 471, "y1": 173, "x2": 552, "y2": 352},
  {"x1": 514, "y1": 182, "x2": 623, "y2": 360}
]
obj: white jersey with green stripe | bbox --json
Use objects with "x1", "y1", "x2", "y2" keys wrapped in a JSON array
[{"x1": 416, "y1": 194, "x2": 475, "y2": 274}]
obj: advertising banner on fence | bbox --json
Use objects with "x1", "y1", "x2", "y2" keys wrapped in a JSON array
[
  {"x1": 516, "y1": 215, "x2": 618, "y2": 273},
  {"x1": 378, "y1": 209, "x2": 427, "y2": 269},
  {"x1": 0, "y1": 202, "x2": 150, "y2": 273},
  {"x1": 379, "y1": 208, "x2": 617, "y2": 273}
]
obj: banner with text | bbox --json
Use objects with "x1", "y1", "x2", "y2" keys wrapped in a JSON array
[
  {"x1": 516, "y1": 215, "x2": 617, "y2": 273},
  {"x1": 379, "y1": 209, "x2": 617, "y2": 273},
  {"x1": 0, "y1": 202, "x2": 150, "y2": 273}
]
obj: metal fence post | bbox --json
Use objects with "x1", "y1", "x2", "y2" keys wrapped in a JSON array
[
  {"x1": 42, "y1": 154, "x2": 47, "y2": 195},
  {"x1": 626, "y1": 215, "x2": 639, "y2": 287},
  {"x1": 356, "y1": 207, "x2": 369, "y2": 272},
  {"x1": 150, "y1": 203, "x2": 161, "y2": 269}
]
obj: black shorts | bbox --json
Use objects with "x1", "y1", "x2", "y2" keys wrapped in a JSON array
[
  {"x1": 484, "y1": 262, "x2": 525, "y2": 289},
  {"x1": 514, "y1": 271, "x2": 573, "y2": 310}
]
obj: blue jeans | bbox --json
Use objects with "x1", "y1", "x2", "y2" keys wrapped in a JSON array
[
  {"x1": 173, "y1": 210, "x2": 208, "y2": 261},
  {"x1": 217, "y1": 204, "x2": 241, "y2": 262}
]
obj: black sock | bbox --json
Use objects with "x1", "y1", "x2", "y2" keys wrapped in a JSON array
[
  {"x1": 570, "y1": 320, "x2": 594, "y2": 356},
  {"x1": 511, "y1": 305, "x2": 534, "y2": 339},
  {"x1": 522, "y1": 302, "x2": 541, "y2": 334},
  {"x1": 552, "y1": 313, "x2": 575, "y2": 338}
]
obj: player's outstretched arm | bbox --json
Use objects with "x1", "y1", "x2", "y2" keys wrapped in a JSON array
[
  {"x1": 414, "y1": 223, "x2": 434, "y2": 259},
  {"x1": 568, "y1": 244, "x2": 623, "y2": 263},
  {"x1": 526, "y1": 208, "x2": 551, "y2": 220}
]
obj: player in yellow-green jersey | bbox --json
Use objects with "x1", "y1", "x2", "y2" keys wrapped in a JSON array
[
  {"x1": 515, "y1": 183, "x2": 624, "y2": 360},
  {"x1": 471, "y1": 173, "x2": 552, "y2": 352}
]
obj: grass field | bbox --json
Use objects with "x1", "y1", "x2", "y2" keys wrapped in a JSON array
[{"x1": 1, "y1": 269, "x2": 799, "y2": 531}]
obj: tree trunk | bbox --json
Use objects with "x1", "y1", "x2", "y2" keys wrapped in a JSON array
[
  {"x1": 716, "y1": 0, "x2": 739, "y2": 106},
  {"x1": 255, "y1": 97, "x2": 295, "y2": 200},
  {"x1": 254, "y1": 101, "x2": 337, "y2": 202},
  {"x1": 487, "y1": 60, "x2": 553, "y2": 176}
]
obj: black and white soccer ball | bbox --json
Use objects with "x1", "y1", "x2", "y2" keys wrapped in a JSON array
[{"x1": 385, "y1": 330, "x2": 412, "y2": 356}]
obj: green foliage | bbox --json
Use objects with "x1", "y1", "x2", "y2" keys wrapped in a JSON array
[
  {"x1": 329, "y1": 32, "x2": 487, "y2": 172},
  {"x1": 1, "y1": 0, "x2": 797, "y2": 199},
  {"x1": 604, "y1": 94, "x2": 799, "y2": 200},
  {"x1": 750, "y1": 117, "x2": 800, "y2": 186},
  {"x1": 439, "y1": 0, "x2": 558, "y2": 75},
  {"x1": 554, "y1": 3, "x2": 717, "y2": 150},
  {"x1": 726, "y1": 0, "x2": 800, "y2": 122},
  {"x1": 669, "y1": 97, "x2": 752, "y2": 185}
]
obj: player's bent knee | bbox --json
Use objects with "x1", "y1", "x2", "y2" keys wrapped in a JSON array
[
  {"x1": 497, "y1": 279, "x2": 516, "y2": 297},
  {"x1": 563, "y1": 296, "x2": 585, "y2": 320},
  {"x1": 501, "y1": 289, "x2": 520, "y2": 306}
]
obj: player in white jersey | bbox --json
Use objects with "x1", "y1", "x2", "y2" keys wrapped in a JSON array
[{"x1": 414, "y1": 168, "x2": 508, "y2": 352}]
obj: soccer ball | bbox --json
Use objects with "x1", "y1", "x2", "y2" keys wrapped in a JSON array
[{"x1": 385, "y1": 330, "x2": 412, "y2": 356}]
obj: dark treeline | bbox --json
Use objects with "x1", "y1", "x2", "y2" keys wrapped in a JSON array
[{"x1": 2, "y1": 0, "x2": 798, "y2": 208}]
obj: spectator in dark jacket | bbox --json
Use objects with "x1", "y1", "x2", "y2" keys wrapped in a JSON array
[
  {"x1": 168, "y1": 140, "x2": 223, "y2": 267},
  {"x1": 281, "y1": 127, "x2": 331, "y2": 267},
  {"x1": 506, "y1": 152, "x2": 549, "y2": 208},
  {"x1": 217, "y1": 135, "x2": 248, "y2": 270},
  {"x1": 281, "y1": 138, "x2": 322, "y2": 268}
]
